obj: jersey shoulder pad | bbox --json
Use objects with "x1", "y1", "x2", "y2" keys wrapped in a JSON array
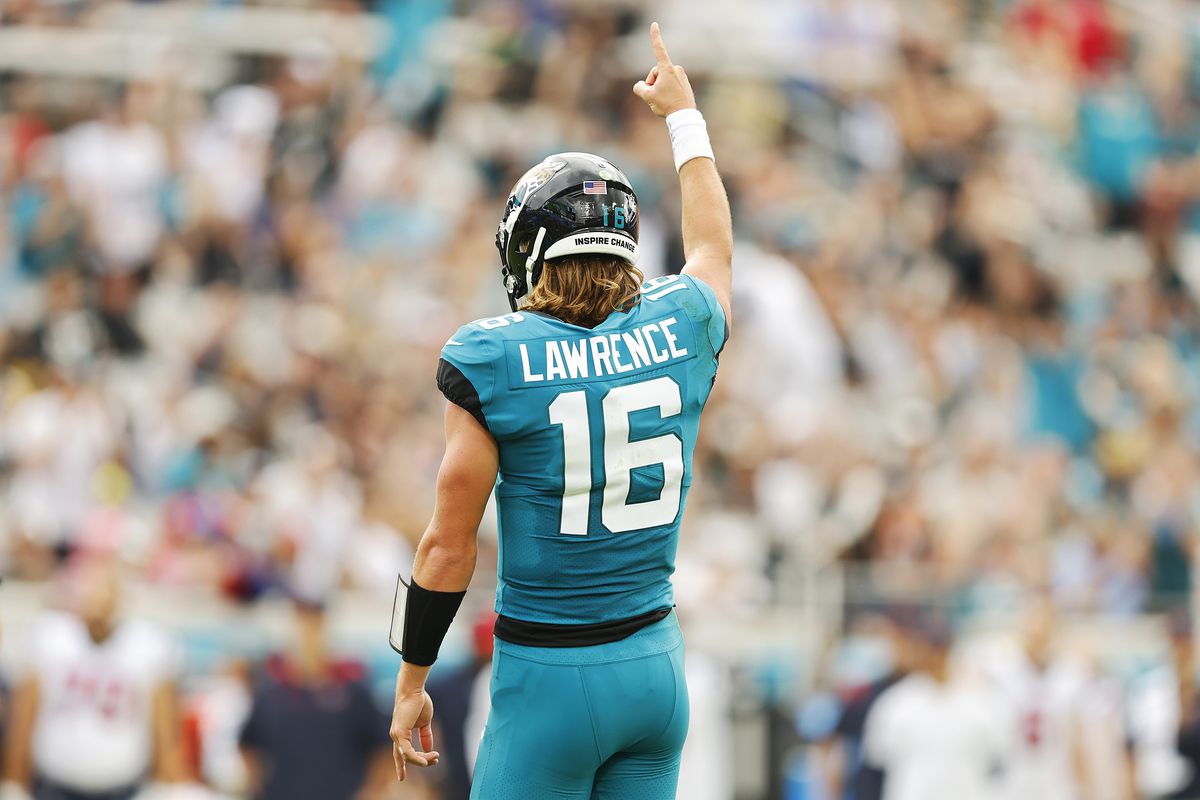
[
  {"x1": 441, "y1": 319, "x2": 498, "y2": 368},
  {"x1": 438, "y1": 312, "x2": 532, "y2": 430},
  {"x1": 640, "y1": 274, "x2": 727, "y2": 354}
]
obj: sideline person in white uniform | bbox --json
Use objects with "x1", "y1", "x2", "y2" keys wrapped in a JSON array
[
  {"x1": 2, "y1": 556, "x2": 184, "y2": 800},
  {"x1": 864, "y1": 610, "x2": 1007, "y2": 800}
]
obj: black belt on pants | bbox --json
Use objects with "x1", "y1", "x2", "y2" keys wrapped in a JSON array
[
  {"x1": 495, "y1": 606, "x2": 672, "y2": 648},
  {"x1": 34, "y1": 779, "x2": 140, "y2": 800}
]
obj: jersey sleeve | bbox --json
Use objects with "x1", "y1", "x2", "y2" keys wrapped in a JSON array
[
  {"x1": 436, "y1": 322, "x2": 498, "y2": 432},
  {"x1": 677, "y1": 274, "x2": 728, "y2": 356}
]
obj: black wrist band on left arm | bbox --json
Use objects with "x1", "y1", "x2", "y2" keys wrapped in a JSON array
[{"x1": 395, "y1": 577, "x2": 467, "y2": 666}]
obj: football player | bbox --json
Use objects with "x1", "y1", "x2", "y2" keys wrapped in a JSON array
[{"x1": 388, "y1": 21, "x2": 732, "y2": 800}]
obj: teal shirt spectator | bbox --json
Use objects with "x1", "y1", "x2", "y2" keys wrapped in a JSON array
[
  {"x1": 11, "y1": 182, "x2": 82, "y2": 278},
  {"x1": 1077, "y1": 80, "x2": 1161, "y2": 203},
  {"x1": 1025, "y1": 351, "x2": 1093, "y2": 453},
  {"x1": 372, "y1": 0, "x2": 451, "y2": 82},
  {"x1": 436, "y1": 274, "x2": 726, "y2": 625}
]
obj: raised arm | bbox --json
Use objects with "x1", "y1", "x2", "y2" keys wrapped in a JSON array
[
  {"x1": 390, "y1": 402, "x2": 499, "y2": 781},
  {"x1": 634, "y1": 22, "x2": 733, "y2": 326}
]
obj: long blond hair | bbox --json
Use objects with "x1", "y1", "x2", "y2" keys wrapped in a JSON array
[{"x1": 521, "y1": 255, "x2": 643, "y2": 328}]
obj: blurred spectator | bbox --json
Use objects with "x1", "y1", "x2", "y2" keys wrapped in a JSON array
[
  {"x1": 238, "y1": 599, "x2": 390, "y2": 800},
  {"x1": 1, "y1": 555, "x2": 185, "y2": 800},
  {"x1": 675, "y1": 645, "x2": 734, "y2": 800},
  {"x1": 59, "y1": 84, "x2": 167, "y2": 274},
  {"x1": 975, "y1": 597, "x2": 1090, "y2": 800},
  {"x1": 816, "y1": 610, "x2": 917, "y2": 800},
  {"x1": 4, "y1": 371, "x2": 117, "y2": 572},
  {"x1": 862, "y1": 610, "x2": 1007, "y2": 800},
  {"x1": 1128, "y1": 609, "x2": 1200, "y2": 800},
  {"x1": 1129, "y1": 610, "x2": 1195, "y2": 799},
  {"x1": 425, "y1": 611, "x2": 496, "y2": 800},
  {"x1": 1172, "y1": 616, "x2": 1200, "y2": 800}
]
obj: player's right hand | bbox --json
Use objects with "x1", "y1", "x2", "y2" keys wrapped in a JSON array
[
  {"x1": 632, "y1": 22, "x2": 697, "y2": 118},
  {"x1": 390, "y1": 688, "x2": 439, "y2": 781}
]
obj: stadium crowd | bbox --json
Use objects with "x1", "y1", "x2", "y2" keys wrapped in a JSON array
[{"x1": 1, "y1": 0, "x2": 1200, "y2": 798}]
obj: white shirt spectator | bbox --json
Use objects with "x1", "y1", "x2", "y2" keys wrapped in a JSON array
[
  {"x1": 27, "y1": 611, "x2": 180, "y2": 792},
  {"x1": 60, "y1": 119, "x2": 168, "y2": 271},
  {"x1": 864, "y1": 672, "x2": 1007, "y2": 800},
  {"x1": 184, "y1": 86, "x2": 279, "y2": 225},
  {"x1": 1128, "y1": 661, "x2": 1192, "y2": 797},
  {"x1": 986, "y1": 651, "x2": 1087, "y2": 800},
  {"x1": 254, "y1": 441, "x2": 363, "y2": 600},
  {"x1": 5, "y1": 386, "x2": 116, "y2": 545},
  {"x1": 677, "y1": 652, "x2": 734, "y2": 800},
  {"x1": 726, "y1": 243, "x2": 844, "y2": 442}
]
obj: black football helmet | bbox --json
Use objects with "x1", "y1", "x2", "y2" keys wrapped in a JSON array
[{"x1": 496, "y1": 152, "x2": 640, "y2": 311}]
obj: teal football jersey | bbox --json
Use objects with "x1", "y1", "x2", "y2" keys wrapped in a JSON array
[{"x1": 437, "y1": 274, "x2": 726, "y2": 625}]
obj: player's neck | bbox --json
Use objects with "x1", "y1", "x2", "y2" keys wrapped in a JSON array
[
  {"x1": 1026, "y1": 648, "x2": 1051, "y2": 671},
  {"x1": 85, "y1": 619, "x2": 116, "y2": 644},
  {"x1": 925, "y1": 658, "x2": 951, "y2": 684},
  {"x1": 295, "y1": 642, "x2": 330, "y2": 684}
]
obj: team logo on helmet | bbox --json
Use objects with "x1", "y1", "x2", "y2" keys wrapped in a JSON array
[{"x1": 514, "y1": 160, "x2": 566, "y2": 205}]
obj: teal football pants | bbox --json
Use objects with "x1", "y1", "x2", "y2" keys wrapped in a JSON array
[{"x1": 469, "y1": 611, "x2": 689, "y2": 800}]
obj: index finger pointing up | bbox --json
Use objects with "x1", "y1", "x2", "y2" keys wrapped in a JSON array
[{"x1": 650, "y1": 22, "x2": 673, "y2": 68}]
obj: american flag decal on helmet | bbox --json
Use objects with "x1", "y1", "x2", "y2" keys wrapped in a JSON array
[{"x1": 582, "y1": 180, "x2": 606, "y2": 195}]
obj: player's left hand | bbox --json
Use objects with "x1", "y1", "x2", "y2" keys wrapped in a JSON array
[{"x1": 389, "y1": 688, "x2": 439, "y2": 781}]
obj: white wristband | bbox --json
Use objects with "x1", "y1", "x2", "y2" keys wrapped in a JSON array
[{"x1": 666, "y1": 108, "x2": 714, "y2": 172}]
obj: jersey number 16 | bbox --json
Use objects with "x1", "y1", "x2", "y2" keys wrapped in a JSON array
[{"x1": 548, "y1": 376, "x2": 683, "y2": 535}]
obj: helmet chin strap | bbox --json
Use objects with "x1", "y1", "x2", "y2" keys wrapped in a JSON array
[
  {"x1": 503, "y1": 268, "x2": 520, "y2": 311},
  {"x1": 524, "y1": 226, "x2": 548, "y2": 297}
]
